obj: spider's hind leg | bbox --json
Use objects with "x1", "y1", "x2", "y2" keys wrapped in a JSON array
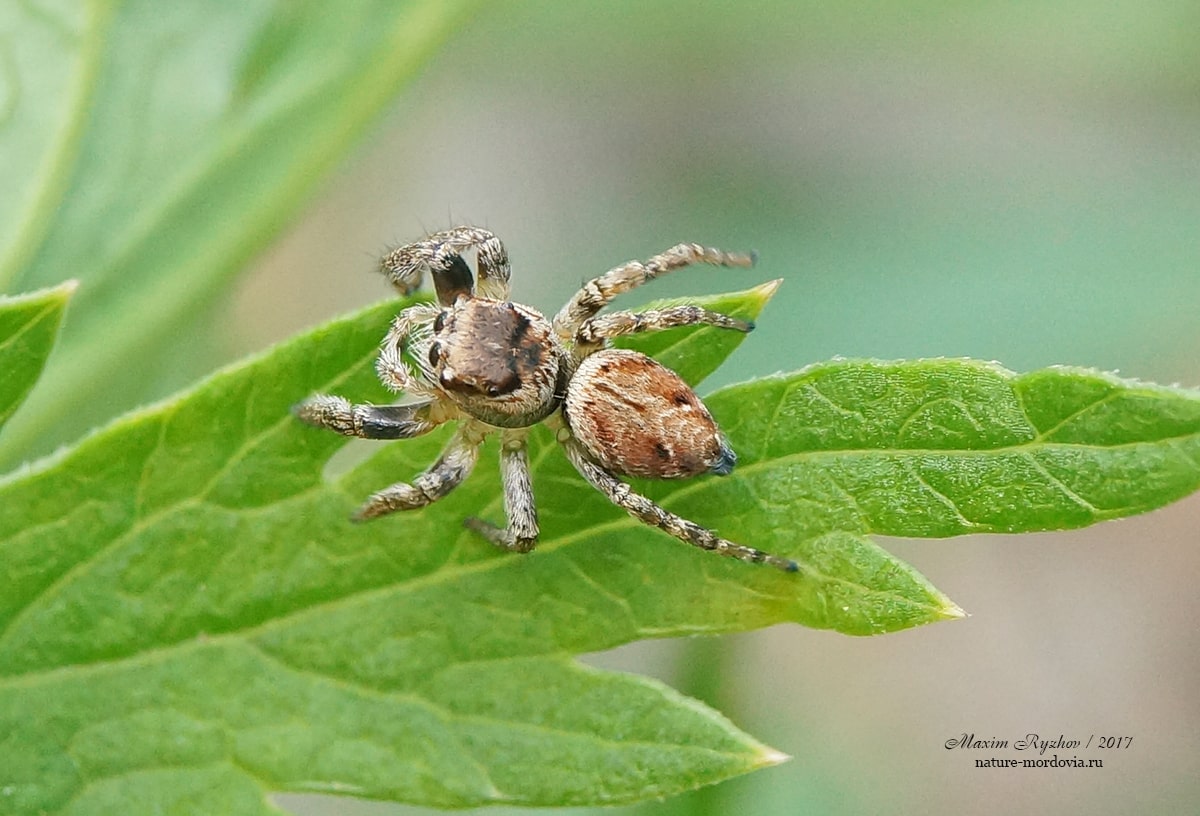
[
  {"x1": 464, "y1": 431, "x2": 540, "y2": 553},
  {"x1": 560, "y1": 437, "x2": 799, "y2": 573}
]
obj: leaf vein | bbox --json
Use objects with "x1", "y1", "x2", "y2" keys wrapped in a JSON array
[
  {"x1": 1022, "y1": 453, "x2": 1099, "y2": 514},
  {"x1": 0, "y1": 298, "x2": 59, "y2": 356},
  {"x1": 901, "y1": 460, "x2": 982, "y2": 530},
  {"x1": 1031, "y1": 389, "x2": 1121, "y2": 441}
]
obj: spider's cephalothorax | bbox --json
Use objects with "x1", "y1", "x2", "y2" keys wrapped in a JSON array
[
  {"x1": 425, "y1": 296, "x2": 563, "y2": 428},
  {"x1": 295, "y1": 226, "x2": 798, "y2": 572}
]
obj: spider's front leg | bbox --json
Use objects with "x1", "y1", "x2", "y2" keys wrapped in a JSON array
[
  {"x1": 293, "y1": 396, "x2": 441, "y2": 440},
  {"x1": 575, "y1": 304, "x2": 754, "y2": 348},
  {"x1": 354, "y1": 423, "x2": 486, "y2": 520},
  {"x1": 560, "y1": 437, "x2": 799, "y2": 573},
  {"x1": 379, "y1": 225, "x2": 512, "y2": 304},
  {"x1": 553, "y1": 243, "x2": 756, "y2": 342},
  {"x1": 464, "y1": 430, "x2": 540, "y2": 553}
]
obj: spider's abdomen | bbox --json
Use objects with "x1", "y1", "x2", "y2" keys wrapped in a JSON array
[
  {"x1": 564, "y1": 348, "x2": 735, "y2": 479},
  {"x1": 430, "y1": 299, "x2": 564, "y2": 428}
]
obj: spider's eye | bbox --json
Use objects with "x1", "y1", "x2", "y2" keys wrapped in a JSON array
[
  {"x1": 433, "y1": 311, "x2": 447, "y2": 332},
  {"x1": 427, "y1": 342, "x2": 441, "y2": 368}
]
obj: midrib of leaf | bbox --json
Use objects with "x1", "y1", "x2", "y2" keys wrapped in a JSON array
[
  {"x1": 0, "y1": 522, "x2": 549, "y2": 681},
  {"x1": 0, "y1": 299, "x2": 55, "y2": 355},
  {"x1": 0, "y1": 2, "x2": 114, "y2": 290},
  {"x1": 0, "y1": 480, "x2": 694, "y2": 684},
  {"x1": 650, "y1": 440, "x2": 1200, "y2": 541},
  {"x1": 709, "y1": 437, "x2": 1200, "y2": 479},
  {"x1": 250, "y1": 645, "x2": 742, "y2": 761},
  {"x1": 0, "y1": 281, "x2": 76, "y2": 432}
]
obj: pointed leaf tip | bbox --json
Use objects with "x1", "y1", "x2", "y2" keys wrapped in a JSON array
[
  {"x1": 757, "y1": 747, "x2": 792, "y2": 767},
  {"x1": 0, "y1": 283, "x2": 76, "y2": 434},
  {"x1": 618, "y1": 281, "x2": 783, "y2": 387}
]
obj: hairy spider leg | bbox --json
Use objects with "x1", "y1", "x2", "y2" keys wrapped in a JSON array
[
  {"x1": 464, "y1": 429, "x2": 540, "y2": 552},
  {"x1": 292, "y1": 396, "x2": 441, "y2": 439},
  {"x1": 379, "y1": 226, "x2": 512, "y2": 304},
  {"x1": 559, "y1": 436, "x2": 799, "y2": 573},
  {"x1": 553, "y1": 243, "x2": 756, "y2": 346},
  {"x1": 354, "y1": 422, "x2": 487, "y2": 520},
  {"x1": 576, "y1": 304, "x2": 754, "y2": 347}
]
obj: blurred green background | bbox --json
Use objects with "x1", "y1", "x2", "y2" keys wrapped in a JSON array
[
  {"x1": 244, "y1": 3, "x2": 1198, "y2": 815},
  {"x1": 9, "y1": 0, "x2": 1200, "y2": 813}
]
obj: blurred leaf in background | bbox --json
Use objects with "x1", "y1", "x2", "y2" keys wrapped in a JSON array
[
  {"x1": 0, "y1": 282, "x2": 75, "y2": 431},
  {"x1": 269, "y1": 0, "x2": 1199, "y2": 390},
  {"x1": 0, "y1": 0, "x2": 477, "y2": 467}
]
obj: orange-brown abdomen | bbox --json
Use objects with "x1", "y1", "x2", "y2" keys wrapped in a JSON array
[{"x1": 564, "y1": 348, "x2": 735, "y2": 479}]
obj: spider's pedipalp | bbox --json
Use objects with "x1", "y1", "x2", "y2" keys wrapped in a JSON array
[
  {"x1": 354, "y1": 423, "x2": 486, "y2": 520},
  {"x1": 377, "y1": 304, "x2": 441, "y2": 395},
  {"x1": 464, "y1": 431, "x2": 539, "y2": 552},
  {"x1": 293, "y1": 395, "x2": 441, "y2": 440},
  {"x1": 576, "y1": 304, "x2": 754, "y2": 348},
  {"x1": 560, "y1": 436, "x2": 798, "y2": 573},
  {"x1": 553, "y1": 243, "x2": 755, "y2": 343}
]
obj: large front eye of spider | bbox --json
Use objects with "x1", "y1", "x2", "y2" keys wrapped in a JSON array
[
  {"x1": 431, "y1": 298, "x2": 562, "y2": 427},
  {"x1": 564, "y1": 348, "x2": 736, "y2": 479}
]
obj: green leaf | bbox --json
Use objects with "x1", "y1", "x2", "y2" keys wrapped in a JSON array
[
  {"x1": 698, "y1": 359, "x2": 1200, "y2": 540},
  {"x1": 4, "y1": 284, "x2": 1198, "y2": 811},
  {"x1": 0, "y1": 289, "x2": 786, "y2": 813},
  {"x1": 615, "y1": 278, "x2": 781, "y2": 386},
  {"x1": 0, "y1": 282, "x2": 75, "y2": 432},
  {"x1": 0, "y1": 0, "x2": 477, "y2": 466}
]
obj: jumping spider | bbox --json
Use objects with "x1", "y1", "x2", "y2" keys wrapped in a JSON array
[{"x1": 295, "y1": 226, "x2": 798, "y2": 573}]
